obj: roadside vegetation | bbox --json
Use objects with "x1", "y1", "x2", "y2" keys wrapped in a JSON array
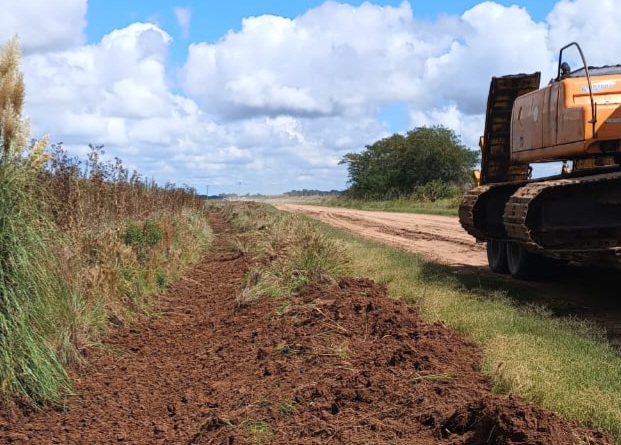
[
  {"x1": 223, "y1": 200, "x2": 621, "y2": 444},
  {"x1": 292, "y1": 193, "x2": 461, "y2": 216},
  {"x1": 0, "y1": 38, "x2": 211, "y2": 405},
  {"x1": 339, "y1": 126, "x2": 478, "y2": 200},
  {"x1": 218, "y1": 201, "x2": 350, "y2": 305}
]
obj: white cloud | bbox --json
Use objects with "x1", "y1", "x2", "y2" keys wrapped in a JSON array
[
  {"x1": 422, "y1": 2, "x2": 551, "y2": 114},
  {"x1": 176, "y1": 0, "x2": 557, "y2": 192},
  {"x1": 181, "y1": 2, "x2": 428, "y2": 120},
  {"x1": 23, "y1": 22, "x2": 177, "y2": 142},
  {"x1": 408, "y1": 105, "x2": 483, "y2": 149},
  {"x1": 21, "y1": 22, "x2": 211, "y2": 180},
  {"x1": 9, "y1": 0, "x2": 621, "y2": 195},
  {"x1": 1, "y1": 0, "x2": 86, "y2": 53},
  {"x1": 174, "y1": 7, "x2": 192, "y2": 39},
  {"x1": 547, "y1": 0, "x2": 621, "y2": 67}
]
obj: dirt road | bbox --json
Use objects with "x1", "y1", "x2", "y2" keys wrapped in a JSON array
[
  {"x1": 273, "y1": 204, "x2": 486, "y2": 269},
  {"x1": 273, "y1": 204, "x2": 621, "y2": 348}
]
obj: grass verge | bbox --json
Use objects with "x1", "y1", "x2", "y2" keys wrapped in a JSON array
[
  {"x1": 0, "y1": 165, "x2": 72, "y2": 404},
  {"x1": 218, "y1": 201, "x2": 350, "y2": 305}
]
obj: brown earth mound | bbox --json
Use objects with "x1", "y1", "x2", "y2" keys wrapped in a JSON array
[{"x1": 0, "y1": 212, "x2": 613, "y2": 444}]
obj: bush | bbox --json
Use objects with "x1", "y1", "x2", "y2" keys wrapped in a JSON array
[{"x1": 123, "y1": 219, "x2": 163, "y2": 249}]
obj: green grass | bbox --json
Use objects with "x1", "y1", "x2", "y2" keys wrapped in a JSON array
[
  {"x1": 278, "y1": 399, "x2": 297, "y2": 416},
  {"x1": 222, "y1": 202, "x2": 350, "y2": 304}
]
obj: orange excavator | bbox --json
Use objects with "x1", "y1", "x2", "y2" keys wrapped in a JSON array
[{"x1": 459, "y1": 42, "x2": 621, "y2": 279}]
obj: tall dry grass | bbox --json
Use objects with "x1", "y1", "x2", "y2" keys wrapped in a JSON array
[
  {"x1": 0, "y1": 37, "x2": 73, "y2": 404},
  {"x1": 0, "y1": 37, "x2": 212, "y2": 405},
  {"x1": 37, "y1": 142, "x2": 213, "y2": 361}
]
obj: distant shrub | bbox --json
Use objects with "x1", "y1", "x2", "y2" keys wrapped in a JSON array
[{"x1": 156, "y1": 271, "x2": 168, "y2": 290}]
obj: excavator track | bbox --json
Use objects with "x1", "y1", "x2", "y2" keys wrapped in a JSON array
[
  {"x1": 458, "y1": 185, "x2": 493, "y2": 241},
  {"x1": 460, "y1": 171, "x2": 621, "y2": 267},
  {"x1": 504, "y1": 171, "x2": 621, "y2": 253},
  {"x1": 459, "y1": 183, "x2": 523, "y2": 241}
]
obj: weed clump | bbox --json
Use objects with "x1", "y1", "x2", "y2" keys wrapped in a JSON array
[{"x1": 221, "y1": 202, "x2": 350, "y2": 304}]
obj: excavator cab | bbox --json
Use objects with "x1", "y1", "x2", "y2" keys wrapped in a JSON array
[{"x1": 510, "y1": 42, "x2": 621, "y2": 168}]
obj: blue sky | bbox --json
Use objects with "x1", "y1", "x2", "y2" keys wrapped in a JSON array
[
  {"x1": 3, "y1": 0, "x2": 621, "y2": 195},
  {"x1": 85, "y1": 1, "x2": 553, "y2": 41},
  {"x1": 85, "y1": 1, "x2": 553, "y2": 65}
]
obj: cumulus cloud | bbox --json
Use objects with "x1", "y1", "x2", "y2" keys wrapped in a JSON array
[
  {"x1": 24, "y1": 23, "x2": 175, "y2": 125},
  {"x1": 177, "y1": 0, "x2": 555, "y2": 189},
  {"x1": 181, "y1": 2, "x2": 429, "y2": 120},
  {"x1": 21, "y1": 23, "x2": 206, "y2": 176},
  {"x1": 422, "y1": 2, "x2": 550, "y2": 114},
  {"x1": 1, "y1": 0, "x2": 86, "y2": 53},
  {"x1": 408, "y1": 105, "x2": 483, "y2": 149},
  {"x1": 547, "y1": 0, "x2": 621, "y2": 67},
  {"x1": 179, "y1": 0, "x2": 555, "y2": 151},
  {"x1": 10, "y1": 0, "x2": 621, "y2": 194}
]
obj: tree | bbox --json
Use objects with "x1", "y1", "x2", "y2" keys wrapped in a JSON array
[
  {"x1": 340, "y1": 125, "x2": 479, "y2": 199},
  {"x1": 339, "y1": 133, "x2": 405, "y2": 198}
]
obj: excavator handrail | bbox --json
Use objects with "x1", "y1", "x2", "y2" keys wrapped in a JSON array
[{"x1": 558, "y1": 42, "x2": 596, "y2": 137}]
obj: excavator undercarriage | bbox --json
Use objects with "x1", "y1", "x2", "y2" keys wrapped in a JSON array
[{"x1": 458, "y1": 42, "x2": 621, "y2": 279}]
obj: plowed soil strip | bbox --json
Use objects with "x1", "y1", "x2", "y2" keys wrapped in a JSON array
[{"x1": 0, "y1": 212, "x2": 613, "y2": 444}]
